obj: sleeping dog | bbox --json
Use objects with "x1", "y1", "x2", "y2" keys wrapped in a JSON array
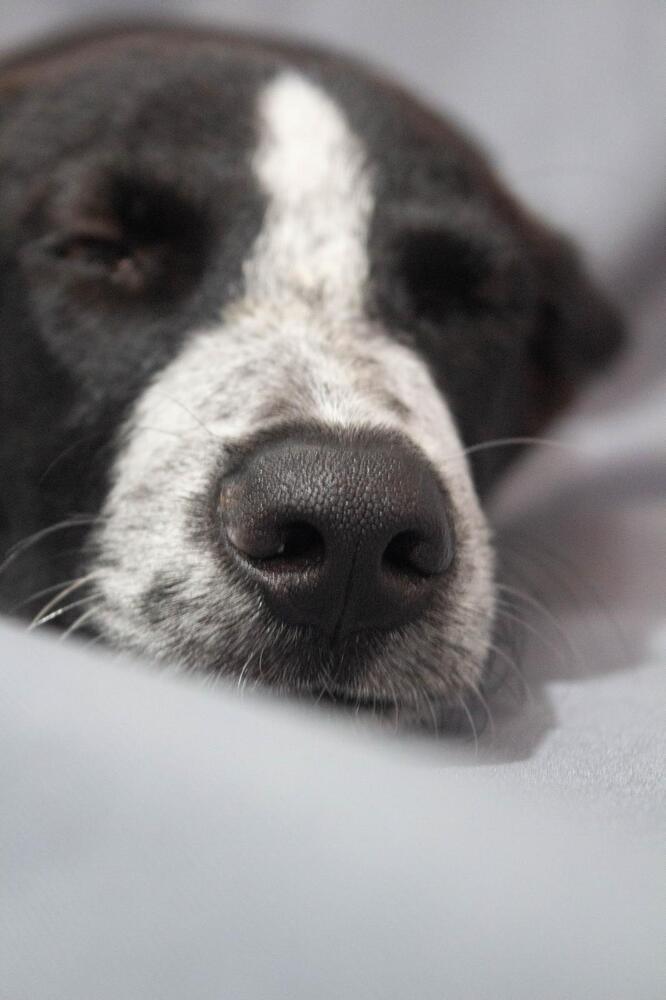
[{"x1": 0, "y1": 23, "x2": 623, "y2": 725}]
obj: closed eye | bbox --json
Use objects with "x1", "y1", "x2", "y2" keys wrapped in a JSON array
[
  {"x1": 54, "y1": 233, "x2": 132, "y2": 268},
  {"x1": 46, "y1": 228, "x2": 151, "y2": 294},
  {"x1": 401, "y1": 230, "x2": 488, "y2": 318},
  {"x1": 30, "y1": 173, "x2": 213, "y2": 300},
  {"x1": 390, "y1": 227, "x2": 528, "y2": 325}
]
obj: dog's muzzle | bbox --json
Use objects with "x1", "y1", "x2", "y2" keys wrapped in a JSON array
[{"x1": 219, "y1": 431, "x2": 455, "y2": 640}]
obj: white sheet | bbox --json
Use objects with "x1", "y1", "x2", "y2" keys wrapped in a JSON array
[{"x1": 0, "y1": 622, "x2": 663, "y2": 1000}]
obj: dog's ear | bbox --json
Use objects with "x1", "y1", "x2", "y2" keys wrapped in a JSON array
[{"x1": 527, "y1": 229, "x2": 625, "y2": 404}]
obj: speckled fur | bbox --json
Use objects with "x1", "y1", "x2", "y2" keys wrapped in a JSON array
[
  {"x1": 0, "y1": 25, "x2": 623, "y2": 726},
  {"x1": 92, "y1": 72, "x2": 494, "y2": 710}
]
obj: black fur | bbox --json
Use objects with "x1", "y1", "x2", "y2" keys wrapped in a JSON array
[{"x1": 0, "y1": 23, "x2": 623, "y2": 708}]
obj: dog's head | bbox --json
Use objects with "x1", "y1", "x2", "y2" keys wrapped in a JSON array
[{"x1": 0, "y1": 25, "x2": 623, "y2": 724}]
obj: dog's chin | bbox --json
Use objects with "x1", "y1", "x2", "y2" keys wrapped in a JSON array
[
  {"x1": 193, "y1": 619, "x2": 489, "y2": 731},
  {"x1": 83, "y1": 577, "x2": 492, "y2": 730},
  {"x1": 87, "y1": 607, "x2": 484, "y2": 729}
]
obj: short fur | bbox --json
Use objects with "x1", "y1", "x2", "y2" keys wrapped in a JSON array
[{"x1": 0, "y1": 23, "x2": 623, "y2": 726}]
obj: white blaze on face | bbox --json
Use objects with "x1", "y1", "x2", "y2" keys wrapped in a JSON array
[
  {"x1": 93, "y1": 69, "x2": 495, "y2": 690},
  {"x1": 246, "y1": 72, "x2": 372, "y2": 317}
]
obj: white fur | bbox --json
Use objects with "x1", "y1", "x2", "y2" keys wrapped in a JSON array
[
  {"x1": 245, "y1": 72, "x2": 371, "y2": 316},
  {"x1": 92, "y1": 71, "x2": 495, "y2": 700}
]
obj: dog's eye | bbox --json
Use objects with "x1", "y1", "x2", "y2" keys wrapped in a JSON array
[
  {"x1": 54, "y1": 231, "x2": 144, "y2": 284},
  {"x1": 34, "y1": 176, "x2": 212, "y2": 300},
  {"x1": 55, "y1": 230, "x2": 125, "y2": 264},
  {"x1": 395, "y1": 230, "x2": 517, "y2": 322}
]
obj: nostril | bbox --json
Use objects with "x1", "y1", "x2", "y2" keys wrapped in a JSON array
[
  {"x1": 383, "y1": 531, "x2": 421, "y2": 577},
  {"x1": 226, "y1": 516, "x2": 325, "y2": 570},
  {"x1": 277, "y1": 522, "x2": 325, "y2": 566},
  {"x1": 219, "y1": 431, "x2": 456, "y2": 636},
  {"x1": 382, "y1": 529, "x2": 451, "y2": 578}
]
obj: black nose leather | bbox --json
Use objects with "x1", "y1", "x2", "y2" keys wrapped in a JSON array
[{"x1": 220, "y1": 433, "x2": 454, "y2": 639}]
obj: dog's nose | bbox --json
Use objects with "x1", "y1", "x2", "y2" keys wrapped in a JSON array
[{"x1": 220, "y1": 433, "x2": 454, "y2": 638}]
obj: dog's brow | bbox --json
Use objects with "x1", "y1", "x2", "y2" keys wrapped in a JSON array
[{"x1": 244, "y1": 71, "x2": 373, "y2": 318}]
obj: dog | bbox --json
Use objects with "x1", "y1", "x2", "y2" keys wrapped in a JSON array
[{"x1": 0, "y1": 22, "x2": 623, "y2": 726}]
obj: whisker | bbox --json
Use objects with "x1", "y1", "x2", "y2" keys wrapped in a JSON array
[
  {"x1": 461, "y1": 436, "x2": 579, "y2": 459},
  {"x1": 150, "y1": 390, "x2": 222, "y2": 441},
  {"x1": 60, "y1": 605, "x2": 102, "y2": 641},
  {"x1": 504, "y1": 534, "x2": 631, "y2": 662},
  {"x1": 380, "y1": 669, "x2": 402, "y2": 732},
  {"x1": 457, "y1": 696, "x2": 479, "y2": 753},
  {"x1": 250, "y1": 642, "x2": 268, "y2": 692},
  {"x1": 468, "y1": 683, "x2": 495, "y2": 739},
  {"x1": 437, "y1": 604, "x2": 529, "y2": 709},
  {"x1": 9, "y1": 577, "x2": 91, "y2": 614},
  {"x1": 483, "y1": 637, "x2": 530, "y2": 698},
  {"x1": 38, "y1": 437, "x2": 102, "y2": 486},
  {"x1": 495, "y1": 580, "x2": 583, "y2": 677},
  {"x1": 28, "y1": 573, "x2": 99, "y2": 628},
  {"x1": 235, "y1": 649, "x2": 255, "y2": 694},
  {"x1": 495, "y1": 581, "x2": 563, "y2": 628},
  {"x1": 493, "y1": 600, "x2": 567, "y2": 666},
  {"x1": 129, "y1": 424, "x2": 202, "y2": 442},
  {"x1": 422, "y1": 689, "x2": 441, "y2": 736},
  {"x1": 0, "y1": 516, "x2": 103, "y2": 578},
  {"x1": 30, "y1": 594, "x2": 99, "y2": 630}
]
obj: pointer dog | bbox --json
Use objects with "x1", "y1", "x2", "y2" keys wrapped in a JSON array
[{"x1": 0, "y1": 24, "x2": 622, "y2": 725}]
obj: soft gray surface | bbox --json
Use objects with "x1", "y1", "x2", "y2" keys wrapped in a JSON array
[
  {"x1": 1, "y1": 2, "x2": 665, "y2": 997},
  {"x1": 0, "y1": 623, "x2": 663, "y2": 1000}
]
